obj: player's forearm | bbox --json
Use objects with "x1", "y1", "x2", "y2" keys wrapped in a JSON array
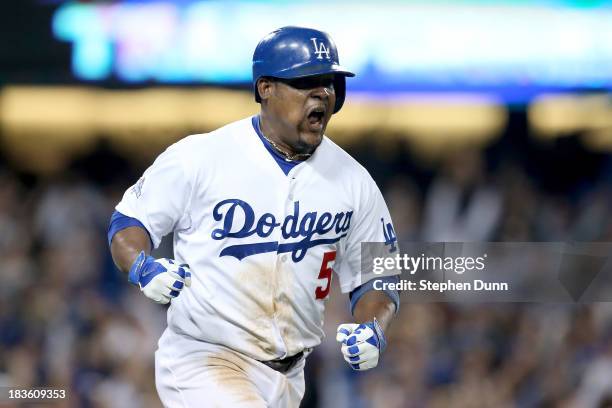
[
  {"x1": 353, "y1": 290, "x2": 396, "y2": 332},
  {"x1": 110, "y1": 227, "x2": 152, "y2": 274}
]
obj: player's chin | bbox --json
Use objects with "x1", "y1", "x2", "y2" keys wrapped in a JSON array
[{"x1": 297, "y1": 130, "x2": 324, "y2": 152}]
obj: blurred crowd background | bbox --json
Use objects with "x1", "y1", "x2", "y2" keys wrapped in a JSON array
[{"x1": 3, "y1": 1, "x2": 612, "y2": 407}]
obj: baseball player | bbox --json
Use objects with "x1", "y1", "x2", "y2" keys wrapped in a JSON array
[{"x1": 108, "y1": 26, "x2": 400, "y2": 407}]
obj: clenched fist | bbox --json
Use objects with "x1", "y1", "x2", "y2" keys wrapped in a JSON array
[
  {"x1": 336, "y1": 318, "x2": 387, "y2": 371},
  {"x1": 128, "y1": 251, "x2": 192, "y2": 304}
]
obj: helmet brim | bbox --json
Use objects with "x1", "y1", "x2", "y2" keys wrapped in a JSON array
[{"x1": 270, "y1": 63, "x2": 355, "y2": 79}]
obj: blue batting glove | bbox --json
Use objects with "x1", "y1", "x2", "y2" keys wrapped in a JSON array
[
  {"x1": 128, "y1": 251, "x2": 192, "y2": 304},
  {"x1": 336, "y1": 318, "x2": 387, "y2": 371}
]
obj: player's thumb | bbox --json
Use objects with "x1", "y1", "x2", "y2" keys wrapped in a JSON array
[
  {"x1": 336, "y1": 323, "x2": 359, "y2": 343},
  {"x1": 180, "y1": 264, "x2": 192, "y2": 288}
]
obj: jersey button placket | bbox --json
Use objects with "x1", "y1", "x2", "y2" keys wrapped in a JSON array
[
  {"x1": 280, "y1": 176, "x2": 295, "y2": 273},
  {"x1": 287, "y1": 175, "x2": 296, "y2": 201}
]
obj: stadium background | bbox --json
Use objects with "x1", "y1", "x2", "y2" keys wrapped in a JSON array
[{"x1": 2, "y1": 1, "x2": 612, "y2": 407}]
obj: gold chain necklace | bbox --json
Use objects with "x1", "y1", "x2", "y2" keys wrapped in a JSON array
[{"x1": 260, "y1": 132, "x2": 312, "y2": 162}]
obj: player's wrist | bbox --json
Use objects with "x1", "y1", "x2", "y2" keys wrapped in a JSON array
[
  {"x1": 128, "y1": 250, "x2": 153, "y2": 286},
  {"x1": 367, "y1": 317, "x2": 387, "y2": 352}
]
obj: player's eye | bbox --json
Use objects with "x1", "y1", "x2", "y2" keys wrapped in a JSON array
[{"x1": 279, "y1": 76, "x2": 335, "y2": 90}]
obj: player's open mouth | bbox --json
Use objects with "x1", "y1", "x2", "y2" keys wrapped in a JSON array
[{"x1": 307, "y1": 106, "x2": 326, "y2": 131}]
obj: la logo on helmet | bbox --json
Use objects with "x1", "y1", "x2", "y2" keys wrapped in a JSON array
[{"x1": 310, "y1": 38, "x2": 330, "y2": 60}]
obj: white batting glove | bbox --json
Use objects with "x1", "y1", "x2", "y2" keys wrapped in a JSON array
[
  {"x1": 336, "y1": 318, "x2": 387, "y2": 371},
  {"x1": 128, "y1": 251, "x2": 192, "y2": 304}
]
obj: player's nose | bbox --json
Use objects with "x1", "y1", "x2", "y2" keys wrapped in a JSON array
[{"x1": 309, "y1": 84, "x2": 335, "y2": 107}]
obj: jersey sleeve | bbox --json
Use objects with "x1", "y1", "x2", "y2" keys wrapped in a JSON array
[
  {"x1": 335, "y1": 175, "x2": 399, "y2": 294},
  {"x1": 115, "y1": 143, "x2": 193, "y2": 249}
]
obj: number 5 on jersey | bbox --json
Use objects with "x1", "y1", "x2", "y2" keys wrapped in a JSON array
[{"x1": 315, "y1": 251, "x2": 336, "y2": 300}]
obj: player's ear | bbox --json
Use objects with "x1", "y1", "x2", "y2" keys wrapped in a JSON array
[{"x1": 257, "y1": 77, "x2": 275, "y2": 101}]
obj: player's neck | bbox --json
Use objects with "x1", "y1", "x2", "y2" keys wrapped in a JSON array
[{"x1": 258, "y1": 114, "x2": 312, "y2": 161}]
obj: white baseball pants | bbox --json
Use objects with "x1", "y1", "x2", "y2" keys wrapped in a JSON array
[{"x1": 155, "y1": 328, "x2": 305, "y2": 408}]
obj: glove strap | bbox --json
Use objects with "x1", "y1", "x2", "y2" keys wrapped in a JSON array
[
  {"x1": 372, "y1": 317, "x2": 387, "y2": 352},
  {"x1": 128, "y1": 250, "x2": 147, "y2": 285}
]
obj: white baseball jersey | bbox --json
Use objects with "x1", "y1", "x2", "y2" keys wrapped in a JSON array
[{"x1": 116, "y1": 116, "x2": 396, "y2": 361}]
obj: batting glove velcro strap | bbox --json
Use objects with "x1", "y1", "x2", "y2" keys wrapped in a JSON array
[
  {"x1": 128, "y1": 251, "x2": 192, "y2": 304},
  {"x1": 336, "y1": 318, "x2": 387, "y2": 371}
]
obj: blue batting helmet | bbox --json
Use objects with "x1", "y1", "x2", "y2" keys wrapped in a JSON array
[{"x1": 252, "y1": 26, "x2": 355, "y2": 114}]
